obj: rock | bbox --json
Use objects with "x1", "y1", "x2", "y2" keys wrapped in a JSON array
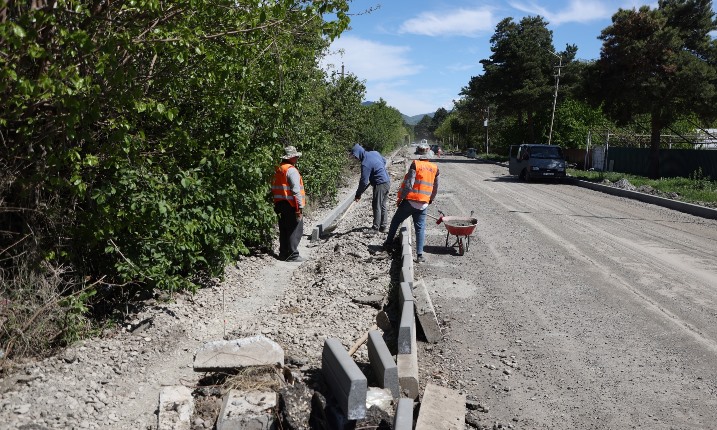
[
  {"x1": 614, "y1": 178, "x2": 636, "y2": 191},
  {"x1": 352, "y1": 295, "x2": 385, "y2": 309},
  {"x1": 193, "y1": 336, "x2": 284, "y2": 372},
  {"x1": 158, "y1": 386, "x2": 194, "y2": 430}
]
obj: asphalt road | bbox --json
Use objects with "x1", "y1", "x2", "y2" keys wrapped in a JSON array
[{"x1": 414, "y1": 156, "x2": 717, "y2": 429}]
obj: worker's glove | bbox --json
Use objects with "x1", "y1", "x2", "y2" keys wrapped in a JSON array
[{"x1": 354, "y1": 197, "x2": 360, "y2": 202}]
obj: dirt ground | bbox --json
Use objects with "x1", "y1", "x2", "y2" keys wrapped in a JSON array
[{"x1": 1, "y1": 149, "x2": 716, "y2": 430}]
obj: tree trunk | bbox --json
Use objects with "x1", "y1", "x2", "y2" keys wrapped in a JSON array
[
  {"x1": 517, "y1": 111, "x2": 525, "y2": 143},
  {"x1": 648, "y1": 115, "x2": 662, "y2": 179},
  {"x1": 527, "y1": 110, "x2": 536, "y2": 143}
]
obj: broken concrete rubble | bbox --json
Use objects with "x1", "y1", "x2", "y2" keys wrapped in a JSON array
[
  {"x1": 193, "y1": 335, "x2": 284, "y2": 372},
  {"x1": 216, "y1": 389, "x2": 277, "y2": 430}
]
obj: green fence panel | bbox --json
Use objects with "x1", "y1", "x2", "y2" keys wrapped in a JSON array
[{"x1": 607, "y1": 148, "x2": 717, "y2": 180}]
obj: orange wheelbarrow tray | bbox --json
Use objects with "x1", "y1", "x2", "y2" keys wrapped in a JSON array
[{"x1": 433, "y1": 213, "x2": 477, "y2": 256}]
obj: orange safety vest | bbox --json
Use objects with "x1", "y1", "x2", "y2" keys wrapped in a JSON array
[
  {"x1": 272, "y1": 163, "x2": 305, "y2": 210},
  {"x1": 399, "y1": 160, "x2": 438, "y2": 204}
]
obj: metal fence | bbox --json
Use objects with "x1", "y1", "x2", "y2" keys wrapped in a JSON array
[{"x1": 564, "y1": 147, "x2": 717, "y2": 180}]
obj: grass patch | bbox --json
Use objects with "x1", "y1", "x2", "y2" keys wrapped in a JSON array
[
  {"x1": 568, "y1": 169, "x2": 717, "y2": 205},
  {"x1": 477, "y1": 153, "x2": 509, "y2": 163}
]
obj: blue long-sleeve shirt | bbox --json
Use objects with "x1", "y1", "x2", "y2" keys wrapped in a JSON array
[{"x1": 351, "y1": 144, "x2": 390, "y2": 199}]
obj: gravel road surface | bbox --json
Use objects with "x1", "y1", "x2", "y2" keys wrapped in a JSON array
[{"x1": 416, "y1": 155, "x2": 717, "y2": 429}]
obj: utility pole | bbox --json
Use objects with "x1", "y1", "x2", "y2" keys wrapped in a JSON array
[
  {"x1": 548, "y1": 51, "x2": 562, "y2": 145},
  {"x1": 484, "y1": 106, "x2": 489, "y2": 155}
]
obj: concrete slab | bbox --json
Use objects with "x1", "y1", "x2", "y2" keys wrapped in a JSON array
[
  {"x1": 397, "y1": 331, "x2": 419, "y2": 399},
  {"x1": 217, "y1": 389, "x2": 277, "y2": 430},
  {"x1": 158, "y1": 386, "x2": 193, "y2": 430},
  {"x1": 415, "y1": 384, "x2": 465, "y2": 430},
  {"x1": 367, "y1": 331, "x2": 400, "y2": 398},
  {"x1": 393, "y1": 398, "x2": 414, "y2": 430},
  {"x1": 412, "y1": 279, "x2": 442, "y2": 343},
  {"x1": 322, "y1": 338, "x2": 368, "y2": 420},
  {"x1": 193, "y1": 335, "x2": 284, "y2": 372}
]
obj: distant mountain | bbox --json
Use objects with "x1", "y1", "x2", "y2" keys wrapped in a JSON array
[
  {"x1": 361, "y1": 101, "x2": 433, "y2": 126},
  {"x1": 402, "y1": 113, "x2": 433, "y2": 125}
]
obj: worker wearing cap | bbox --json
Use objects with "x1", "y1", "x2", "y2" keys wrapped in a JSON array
[
  {"x1": 382, "y1": 153, "x2": 439, "y2": 263},
  {"x1": 272, "y1": 146, "x2": 306, "y2": 262}
]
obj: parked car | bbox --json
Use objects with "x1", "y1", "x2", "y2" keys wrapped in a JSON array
[
  {"x1": 466, "y1": 148, "x2": 477, "y2": 159},
  {"x1": 508, "y1": 144, "x2": 566, "y2": 181},
  {"x1": 430, "y1": 145, "x2": 443, "y2": 156}
]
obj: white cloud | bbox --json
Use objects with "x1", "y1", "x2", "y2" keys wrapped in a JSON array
[
  {"x1": 368, "y1": 82, "x2": 456, "y2": 117},
  {"x1": 398, "y1": 8, "x2": 497, "y2": 37},
  {"x1": 320, "y1": 35, "x2": 422, "y2": 81},
  {"x1": 509, "y1": 0, "x2": 613, "y2": 25},
  {"x1": 319, "y1": 36, "x2": 459, "y2": 116}
]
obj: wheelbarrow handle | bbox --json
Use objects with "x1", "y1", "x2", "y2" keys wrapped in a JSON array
[{"x1": 426, "y1": 212, "x2": 444, "y2": 224}]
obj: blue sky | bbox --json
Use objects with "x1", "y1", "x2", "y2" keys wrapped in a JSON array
[{"x1": 321, "y1": 0, "x2": 655, "y2": 116}]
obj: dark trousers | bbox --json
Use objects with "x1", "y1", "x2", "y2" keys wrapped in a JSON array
[
  {"x1": 275, "y1": 201, "x2": 303, "y2": 260},
  {"x1": 372, "y1": 182, "x2": 390, "y2": 230}
]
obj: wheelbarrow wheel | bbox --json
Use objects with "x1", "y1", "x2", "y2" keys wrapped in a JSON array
[{"x1": 458, "y1": 238, "x2": 465, "y2": 256}]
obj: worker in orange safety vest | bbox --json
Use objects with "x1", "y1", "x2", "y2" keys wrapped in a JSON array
[
  {"x1": 382, "y1": 153, "x2": 439, "y2": 264},
  {"x1": 272, "y1": 146, "x2": 306, "y2": 262}
]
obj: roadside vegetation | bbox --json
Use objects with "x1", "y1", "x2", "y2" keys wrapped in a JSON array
[
  {"x1": 568, "y1": 168, "x2": 717, "y2": 206},
  {"x1": 0, "y1": 1, "x2": 408, "y2": 365}
]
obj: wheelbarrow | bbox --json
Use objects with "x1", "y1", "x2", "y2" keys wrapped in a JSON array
[{"x1": 429, "y1": 210, "x2": 477, "y2": 256}]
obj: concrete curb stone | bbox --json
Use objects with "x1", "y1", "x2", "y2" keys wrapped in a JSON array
[
  {"x1": 367, "y1": 331, "x2": 400, "y2": 398},
  {"x1": 321, "y1": 338, "x2": 368, "y2": 420}
]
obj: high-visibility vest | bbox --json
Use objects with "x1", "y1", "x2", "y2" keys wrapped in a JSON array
[
  {"x1": 400, "y1": 160, "x2": 438, "y2": 204},
  {"x1": 272, "y1": 163, "x2": 305, "y2": 210}
]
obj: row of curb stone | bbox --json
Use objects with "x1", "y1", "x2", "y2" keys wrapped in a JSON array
[{"x1": 156, "y1": 152, "x2": 466, "y2": 429}]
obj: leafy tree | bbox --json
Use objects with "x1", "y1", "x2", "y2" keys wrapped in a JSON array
[
  {"x1": 475, "y1": 16, "x2": 577, "y2": 143},
  {"x1": 357, "y1": 99, "x2": 405, "y2": 153},
  {"x1": 592, "y1": 0, "x2": 717, "y2": 178},
  {"x1": 0, "y1": 0, "x2": 356, "y2": 297},
  {"x1": 551, "y1": 99, "x2": 614, "y2": 148},
  {"x1": 434, "y1": 112, "x2": 467, "y2": 148},
  {"x1": 414, "y1": 115, "x2": 433, "y2": 141},
  {"x1": 429, "y1": 107, "x2": 449, "y2": 135}
]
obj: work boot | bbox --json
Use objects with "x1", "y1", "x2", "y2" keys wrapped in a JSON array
[
  {"x1": 286, "y1": 255, "x2": 306, "y2": 263},
  {"x1": 382, "y1": 242, "x2": 393, "y2": 253},
  {"x1": 416, "y1": 254, "x2": 426, "y2": 263},
  {"x1": 379, "y1": 226, "x2": 388, "y2": 233}
]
